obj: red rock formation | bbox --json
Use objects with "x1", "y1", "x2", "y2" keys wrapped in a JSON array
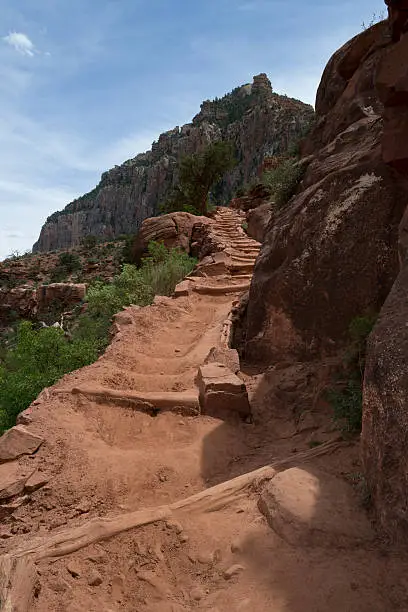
[
  {"x1": 385, "y1": 0, "x2": 408, "y2": 41},
  {"x1": 361, "y1": 14, "x2": 408, "y2": 541},
  {"x1": 244, "y1": 20, "x2": 408, "y2": 363},
  {"x1": 130, "y1": 212, "x2": 212, "y2": 264}
]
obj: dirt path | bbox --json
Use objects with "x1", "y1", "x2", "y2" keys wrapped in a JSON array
[{"x1": 1, "y1": 209, "x2": 408, "y2": 612}]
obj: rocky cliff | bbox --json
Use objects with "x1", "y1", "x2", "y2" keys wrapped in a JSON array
[
  {"x1": 33, "y1": 74, "x2": 313, "y2": 252},
  {"x1": 244, "y1": 22, "x2": 408, "y2": 364},
  {"x1": 241, "y1": 11, "x2": 408, "y2": 542}
]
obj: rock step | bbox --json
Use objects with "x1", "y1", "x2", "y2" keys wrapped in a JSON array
[
  {"x1": 68, "y1": 386, "x2": 200, "y2": 413},
  {"x1": 193, "y1": 282, "x2": 251, "y2": 296},
  {"x1": 229, "y1": 263, "x2": 255, "y2": 274}
]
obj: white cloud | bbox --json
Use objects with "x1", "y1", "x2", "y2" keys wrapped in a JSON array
[{"x1": 3, "y1": 32, "x2": 36, "y2": 57}]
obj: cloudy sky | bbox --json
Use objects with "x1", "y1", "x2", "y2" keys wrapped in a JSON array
[{"x1": 0, "y1": 0, "x2": 386, "y2": 260}]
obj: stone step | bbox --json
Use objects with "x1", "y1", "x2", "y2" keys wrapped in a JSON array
[{"x1": 193, "y1": 282, "x2": 251, "y2": 296}]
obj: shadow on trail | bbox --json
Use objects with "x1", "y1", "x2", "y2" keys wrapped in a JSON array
[{"x1": 199, "y1": 369, "x2": 406, "y2": 611}]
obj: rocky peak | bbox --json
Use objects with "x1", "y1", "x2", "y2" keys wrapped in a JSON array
[{"x1": 251, "y1": 73, "x2": 273, "y2": 98}]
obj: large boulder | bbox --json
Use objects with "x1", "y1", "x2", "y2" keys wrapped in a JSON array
[
  {"x1": 259, "y1": 468, "x2": 374, "y2": 547},
  {"x1": 131, "y1": 212, "x2": 211, "y2": 263},
  {"x1": 244, "y1": 21, "x2": 408, "y2": 363}
]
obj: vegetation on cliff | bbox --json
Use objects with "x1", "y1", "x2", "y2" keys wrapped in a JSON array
[
  {"x1": 327, "y1": 314, "x2": 377, "y2": 434},
  {"x1": 0, "y1": 243, "x2": 196, "y2": 432},
  {"x1": 162, "y1": 141, "x2": 237, "y2": 215}
]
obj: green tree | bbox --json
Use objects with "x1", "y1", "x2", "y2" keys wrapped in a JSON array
[{"x1": 162, "y1": 141, "x2": 237, "y2": 215}]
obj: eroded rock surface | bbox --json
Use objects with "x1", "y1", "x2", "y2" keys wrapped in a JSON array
[
  {"x1": 244, "y1": 21, "x2": 408, "y2": 363},
  {"x1": 362, "y1": 27, "x2": 408, "y2": 542}
]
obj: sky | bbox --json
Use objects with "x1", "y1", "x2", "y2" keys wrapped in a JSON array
[{"x1": 0, "y1": 0, "x2": 386, "y2": 260}]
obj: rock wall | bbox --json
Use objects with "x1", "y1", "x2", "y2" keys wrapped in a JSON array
[
  {"x1": 243, "y1": 21, "x2": 408, "y2": 363},
  {"x1": 33, "y1": 75, "x2": 313, "y2": 252},
  {"x1": 362, "y1": 11, "x2": 408, "y2": 542},
  {"x1": 0, "y1": 283, "x2": 86, "y2": 324}
]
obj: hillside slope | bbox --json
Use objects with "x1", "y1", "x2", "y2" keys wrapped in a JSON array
[{"x1": 33, "y1": 74, "x2": 313, "y2": 252}]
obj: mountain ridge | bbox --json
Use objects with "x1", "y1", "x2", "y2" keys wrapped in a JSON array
[{"x1": 33, "y1": 73, "x2": 314, "y2": 252}]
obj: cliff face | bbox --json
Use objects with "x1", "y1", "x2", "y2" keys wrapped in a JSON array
[
  {"x1": 33, "y1": 74, "x2": 313, "y2": 252},
  {"x1": 361, "y1": 9, "x2": 408, "y2": 542},
  {"x1": 244, "y1": 22, "x2": 408, "y2": 363}
]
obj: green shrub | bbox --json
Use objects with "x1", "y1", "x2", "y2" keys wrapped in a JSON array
[
  {"x1": 327, "y1": 379, "x2": 363, "y2": 434},
  {"x1": 57, "y1": 252, "x2": 81, "y2": 272},
  {"x1": 81, "y1": 235, "x2": 98, "y2": 249},
  {"x1": 0, "y1": 322, "x2": 98, "y2": 432},
  {"x1": 140, "y1": 242, "x2": 197, "y2": 296},
  {"x1": 0, "y1": 245, "x2": 196, "y2": 432},
  {"x1": 51, "y1": 252, "x2": 82, "y2": 282},
  {"x1": 262, "y1": 159, "x2": 305, "y2": 208},
  {"x1": 327, "y1": 313, "x2": 377, "y2": 434}
]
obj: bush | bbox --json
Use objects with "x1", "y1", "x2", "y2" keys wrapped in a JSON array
[
  {"x1": 0, "y1": 322, "x2": 98, "y2": 432},
  {"x1": 327, "y1": 314, "x2": 377, "y2": 434},
  {"x1": 327, "y1": 379, "x2": 363, "y2": 434},
  {"x1": 140, "y1": 242, "x2": 197, "y2": 296},
  {"x1": 86, "y1": 264, "x2": 154, "y2": 320},
  {"x1": 51, "y1": 252, "x2": 82, "y2": 282},
  {"x1": 57, "y1": 252, "x2": 81, "y2": 272},
  {"x1": 161, "y1": 141, "x2": 237, "y2": 215},
  {"x1": 262, "y1": 159, "x2": 305, "y2": 208},
  {"x1": 0, "y1": 245, "x2": 197, "y2": 432},
  {"x1": 81, "y1": 235, "x2": 98, "y2": 249}
]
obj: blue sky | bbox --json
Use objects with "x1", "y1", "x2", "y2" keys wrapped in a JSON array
[{"x1": 0, "y1": 0, "x2": 386, "y2": 260}]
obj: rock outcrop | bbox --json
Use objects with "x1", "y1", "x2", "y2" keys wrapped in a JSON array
[
  {"x1": 362, "y1": 19, "x2": 408, "y2": 542},
  {"x1": 243, "y1": 21, "x2": 408, "y2": 363},
  {"x1": 0, "y1": 283, "x2": 86, "y2": 323},
  {"x1": 33, "y1": 75, "x2": 313, "y2": 252},
  {"x1": 130, "y1": 211, "x2": 212, "y2": 264}
]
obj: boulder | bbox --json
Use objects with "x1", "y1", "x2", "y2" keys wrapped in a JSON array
[
  {"x1": 0, "y1": 463, "x2": 31, "y2": 500},
  {"x1": 196, "y1": 363, "x2": 251, "y2": 418},
  {"x1": 259, "y1": 468, "x2": 374, "y2": 547},
  {"x1": 246, "y1": 202, "x2": 272, "y2": 242},
  {"x1": 204, "y1": 347, "x2": 241, "y2": 374},
  {"x1": 173, "y1": 280, "x2": 191, "y2": 297},
  {"x1": 0, "y1": 426, "x2": 44, "y2": 463},
  {"x1": 36, "y1": 283, "x2": 86, "y2": 313},
  {"x1": 131, "y1": 212, "x2": 211, "y2": 264}
]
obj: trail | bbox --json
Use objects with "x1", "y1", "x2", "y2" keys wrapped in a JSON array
[{"x1": 1, "y1": 209, "x2": 407, "y2": 612}]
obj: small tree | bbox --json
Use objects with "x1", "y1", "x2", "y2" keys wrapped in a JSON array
[{"x1": 162, "y1": 141, "x2": 237, "y2": 215}]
